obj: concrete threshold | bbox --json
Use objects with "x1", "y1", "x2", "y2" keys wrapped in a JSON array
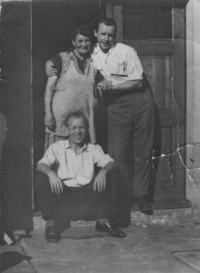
[{"x1": 33, "y1": 207, "x2": 200, "y2": 230}]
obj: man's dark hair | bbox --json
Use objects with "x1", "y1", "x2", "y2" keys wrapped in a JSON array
[
  {"x1": 96, "y1": 17, "x2": 117, "y2": 36},
  {"x1": 64, "y1": 111, "x2": 89, "y2": 129},
  {"x1": 70, "y1": 25, "x2": 94, "y2": 42}
]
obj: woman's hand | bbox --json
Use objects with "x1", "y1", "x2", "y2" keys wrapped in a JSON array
[
  {"x1": 45, "y1": 60, "x2": 57, "y2": 77},
  {"x1": 44, "y1": 112, "x2": 55, "y2": 131}
]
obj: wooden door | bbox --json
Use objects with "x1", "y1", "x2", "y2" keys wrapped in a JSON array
[{"x1": 105, "y1": 0, "x2": 190, "y2": 209}]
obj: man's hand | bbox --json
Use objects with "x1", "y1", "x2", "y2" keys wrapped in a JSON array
[
  {"x1": 44, "y1": 112, "x2": 55, "y2": 131},
  {"x1": 48, "y1": 172, "x2": 63, "y2": 194},
  {"x1": 93, "y1": 169, "x2": 107, "y2": 193},
  {"x1": 46, "y1": 60, "x2": 57, "y2": 77},
  {"x1": 97, "y1": 80, "x2": 112, "y2": 93}
]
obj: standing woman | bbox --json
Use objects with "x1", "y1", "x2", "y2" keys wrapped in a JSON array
[{"x1": 44, "y1": 25, "x2": 97, "y2": 150}]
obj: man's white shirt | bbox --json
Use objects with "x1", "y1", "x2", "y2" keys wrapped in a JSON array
[
  {"x1": 91, "y1": 43, "x2": 143, "y2": 86},
  {"x1": 38, "y1": 140, "x2": 113, "y2": 187}
]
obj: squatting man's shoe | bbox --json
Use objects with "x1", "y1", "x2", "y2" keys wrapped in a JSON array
[{"x1": 96, "y1": 219, "x2": 127, "y2": 238}]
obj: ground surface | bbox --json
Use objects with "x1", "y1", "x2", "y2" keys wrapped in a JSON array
[{"x1": 1, "y1": 220, "x2": 200, "y2": 273}]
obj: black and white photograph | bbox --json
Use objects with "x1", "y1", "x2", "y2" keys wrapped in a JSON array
[{"x1": 1, "y1": 0, "x2": 200, "y2": 272}]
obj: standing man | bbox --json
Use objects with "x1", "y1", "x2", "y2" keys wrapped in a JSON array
[
  {"x1": 46, "y1": 18, "x2": 155, "y2": 228},
  {"x1": 93, "y1": 18, "x2": 155, "y2": 227}
]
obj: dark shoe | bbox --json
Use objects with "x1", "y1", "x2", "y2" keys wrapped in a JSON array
[
  {"x1": 134, "y1": 195, "x2": 153, "y2": 215},
  {"x1": 96, "y1": 220, "x2": 127, "y2": 238},
  {"x1": 45, "y1": 221, "x2": 60, "y2": 243}
]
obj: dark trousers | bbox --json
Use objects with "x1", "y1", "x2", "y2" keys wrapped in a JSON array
[
  {"x1": 35, "y1": 173, "x2": 116, "y2": 234},
  {"x1": 107, "y1": 87, "x2": 155, "y2": 220}
]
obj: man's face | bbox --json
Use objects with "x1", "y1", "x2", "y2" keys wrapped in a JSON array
[
  {"x1": 72, "y1": 34, "x2": 91, "y2": 56},
  {"x1": 66, "y1": 116, "x2": 87, "y2": 145},
  {"x1": 94, "y1": 23, "x2": 115, "y2": 53}
]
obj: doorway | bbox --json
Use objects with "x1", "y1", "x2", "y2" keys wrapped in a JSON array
[{"x1": 33, "y1": 0, "x2": 190, "y2": 213}]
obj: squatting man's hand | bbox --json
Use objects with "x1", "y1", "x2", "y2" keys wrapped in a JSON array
[
  {"x1": 48, "y1": 172, "x2": 63, "y2": 194},
  {"x1": 93, "y1": 169, "x2": 107, "y2": 193},
  {"x1": 97, "y1": 80, "x2": 112, "y2": 93}
]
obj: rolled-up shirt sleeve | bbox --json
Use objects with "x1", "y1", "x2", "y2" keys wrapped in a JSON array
[
  {"x1": 92, "y1": 144, "x2": 114, "y2": 168},
  {"x1": 38, "y1": 144, "x2": 56, "y2": 167},
  {"x1": 126, "y1": 47, "x2": 143, "y2": 81}
]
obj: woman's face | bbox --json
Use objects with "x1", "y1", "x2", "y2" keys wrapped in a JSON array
[{"x1": 72, "y1": 34, "x2": 91, "y2": 56}]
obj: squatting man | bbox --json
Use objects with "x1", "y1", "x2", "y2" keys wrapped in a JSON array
[{"x1": 35, "y1": 112, "x2": 126, "y2": 242}]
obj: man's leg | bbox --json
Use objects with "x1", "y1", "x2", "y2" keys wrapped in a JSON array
[
  {"x1": 72, "y1": 178, "x2": 116, "y2": 220},
  {"x1": 132, "y1": 88, "x2": 155, "y2": 213},
  {"x1": 35, "y1": 173, "x2": 78, "y2": 241},
  {"x1": 95, "y1": 176, "x2": 126, "y2": 237},
  {"x1": 107, "y1": 97, "x2": 134, "y2": 227},
  {"x1": 75, "y1": 179, "x2": 126, "y2": 238}
]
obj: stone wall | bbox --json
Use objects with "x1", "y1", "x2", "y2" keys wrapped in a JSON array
[{"x1": 186, "y1": 0, "x2": 200, "y2": 214}]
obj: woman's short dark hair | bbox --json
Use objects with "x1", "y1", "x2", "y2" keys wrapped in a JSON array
[
  {"x1": 70, "y1": 25, "x2": 94, "y2": 42},
  {"x1": 96, "y1": 18, "x2": 117, "y2": 36}
]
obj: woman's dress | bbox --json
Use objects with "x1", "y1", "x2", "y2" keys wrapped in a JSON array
[{"x1": 45, "y1": 51, "x2": 97, "y2": 150}]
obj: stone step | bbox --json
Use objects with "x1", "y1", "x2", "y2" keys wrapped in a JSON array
[{"x1": 33, "y1": 207, "x2": 200, "y2": 230}]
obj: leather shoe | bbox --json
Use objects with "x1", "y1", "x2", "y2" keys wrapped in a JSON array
[
  {"x1": 96, "y1": 220, "x2": 127, "y2": 238},
  {"x1": 45, "y1": 221, "x2": 60, "y2": 243},
  {"x1": 134, "y1": 195, "x2": 153, "y2": 215}
]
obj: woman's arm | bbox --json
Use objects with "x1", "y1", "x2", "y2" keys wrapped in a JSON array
[{"x1": 44, "y1": 75, "x2": 58, "y2": 131}]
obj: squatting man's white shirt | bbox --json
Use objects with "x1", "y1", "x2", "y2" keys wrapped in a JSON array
[{"x1": 38, "y1": 140, "x2": 113, "y2": 187}]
